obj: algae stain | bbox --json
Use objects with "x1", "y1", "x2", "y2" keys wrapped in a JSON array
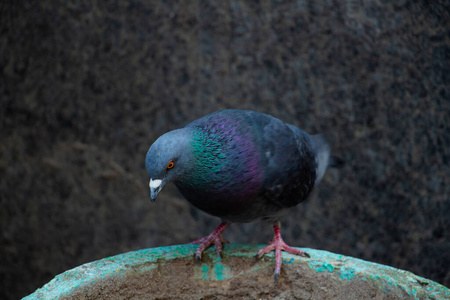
[
  {"x1": 313, "y1": 262, "x2": 335, "y2": 272},
  {"x1": 194, "y1": 262, "x2": 233, "y2": 280},
  {"x1": 213, "y1": 263, "x2": 232, "y2": 280},
  {"x1": 340, "y1": 269, "x2": 356, "y2": 280},
  {"x1": 200, "y1": 264, "x2": 209, "y2": 280},
  {"x1": 324, "y1": 263, "x2": 334, "y2": 272}
]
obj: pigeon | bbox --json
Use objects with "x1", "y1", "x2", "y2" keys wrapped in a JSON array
[{"x1": 145, "y1": 109, "x2": 342, "y2": 280}]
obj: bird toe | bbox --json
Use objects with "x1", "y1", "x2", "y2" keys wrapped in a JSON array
[{"x1": 195, "y1": 254, "x2": 202, "y2": 264}]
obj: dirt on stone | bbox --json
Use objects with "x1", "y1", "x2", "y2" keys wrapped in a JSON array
[{"x1": 66, "y1": 256, "x2": 410, "y2": 300}]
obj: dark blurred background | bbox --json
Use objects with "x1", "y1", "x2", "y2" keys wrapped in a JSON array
[{"x1": 1, "y1": 1, "x2": 449, "y2": 299}]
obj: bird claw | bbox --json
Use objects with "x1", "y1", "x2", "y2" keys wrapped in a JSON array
[
  {"x1": 195, "y1": 254, "x2": 202, "y2": 264},
  {"x1": 190, "y1": 222, "x2": 230, "y2": 263},
  {"x1": 256, "y1": 221, "x2": 310, "y2": 281}
]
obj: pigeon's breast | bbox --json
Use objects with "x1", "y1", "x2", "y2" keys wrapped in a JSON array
[{"x1": 175, "y1": 114, "x2": 265, "y2": 219}]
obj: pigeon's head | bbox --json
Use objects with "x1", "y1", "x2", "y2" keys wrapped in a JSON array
[{"x1": 145, "y1": 129, "x2": 190, "y2": 202}]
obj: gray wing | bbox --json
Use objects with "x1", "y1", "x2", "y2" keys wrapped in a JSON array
[{"x1": 247, "y1": 112, "x2": 318, "y2": 208}]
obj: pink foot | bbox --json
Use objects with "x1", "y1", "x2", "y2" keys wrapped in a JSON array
[
  {"x1": 256, "y1": 221, "x2": 310, "y2": 280},
  {"x1": 190, "y1": 222, "x2": 230, "y2": 262}
]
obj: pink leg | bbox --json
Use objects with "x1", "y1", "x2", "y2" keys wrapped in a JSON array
[
  {"x1": 190, "y1": 222, "x2": 231, "y2": 262},
  {"x1": 256, "y1": 221, "x2": 310, "y2": 280}
]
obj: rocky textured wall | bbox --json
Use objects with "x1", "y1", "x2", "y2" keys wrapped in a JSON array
[{"x1": 1, "y1": 1, "x2": 449, "y2": 299}]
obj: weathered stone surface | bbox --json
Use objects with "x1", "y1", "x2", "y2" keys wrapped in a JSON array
[{"x1": 24, "y1": 244, "x2": 450, "y2": 300}]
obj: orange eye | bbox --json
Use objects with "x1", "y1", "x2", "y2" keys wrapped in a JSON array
[{"x1": 166, "y1": 161, "x2": 175, "y2": 169}]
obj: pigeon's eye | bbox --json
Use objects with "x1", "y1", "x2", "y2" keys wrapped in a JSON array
[{"x1": 166, "y1": 161, "x2": 175, "y2": 169}]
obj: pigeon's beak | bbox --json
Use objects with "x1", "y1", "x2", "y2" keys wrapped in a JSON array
[{"x1": 149, "y1": 178, "x2": 163, "y2": 203}]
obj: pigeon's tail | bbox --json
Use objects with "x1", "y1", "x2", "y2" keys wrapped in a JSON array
[
  {"x1": 310, "y1": 134, "x2": 344, "y2": 185},
  {"x1": 310, "y1": 134, "x2": 330, "y2": 185}
]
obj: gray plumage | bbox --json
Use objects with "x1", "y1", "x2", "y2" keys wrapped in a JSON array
[{"x1": 145, "y1": 109, "x2": 339, "y2": 223}]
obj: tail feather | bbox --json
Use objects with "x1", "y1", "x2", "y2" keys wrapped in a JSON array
[
  {"x1": 310, "y1": 134, "x2": 344, "y2": 185},
  {"x1": 310, "y1": 134, "x2": 331, "y2": 185}
]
